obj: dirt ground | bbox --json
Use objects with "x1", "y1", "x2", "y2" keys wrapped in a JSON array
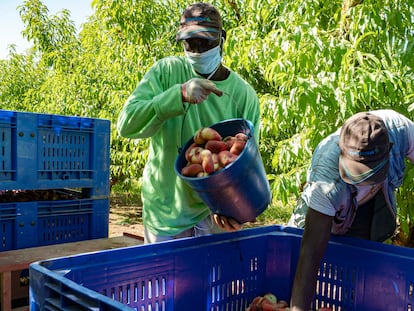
[
  {"x1": 108, "y1": 195, "x2": 414, "y2": 247},
  {"x1": 108, "y1": 197, "x2": 145, "y2": 238}
]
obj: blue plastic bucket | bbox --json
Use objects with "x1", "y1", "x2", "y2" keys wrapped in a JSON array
[{"x1": 174, "y1": 119, "x2": 271, "y2": 223}]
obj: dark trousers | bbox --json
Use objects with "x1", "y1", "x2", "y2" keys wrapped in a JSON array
[{"x1": 345, "y1": 191, "x2": 396, "y2": 242}]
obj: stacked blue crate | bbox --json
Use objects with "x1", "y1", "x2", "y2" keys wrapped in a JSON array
[{"x1": 0, "y1": 109, "x2": 110, "y2": 251}]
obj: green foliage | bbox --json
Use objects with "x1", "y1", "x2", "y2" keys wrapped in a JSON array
[
  {"x1": 396, "y1": 162, "x2": 414, "y2": 237},
  {"x1": 1, "y1": 0, "x2": 414, "y2": 238}
]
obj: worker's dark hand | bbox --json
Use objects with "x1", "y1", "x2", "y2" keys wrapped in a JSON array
[
  {"x1": 181, "y1": 78, "x2": 223, "y2": 104},
  {"x1": 212, "y1": 214, "x2": 242, "y2": 232}
]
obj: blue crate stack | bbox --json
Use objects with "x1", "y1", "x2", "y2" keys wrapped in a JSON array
[{"x1": 0, "y1": 109, "x2": 111, "y2": 251}]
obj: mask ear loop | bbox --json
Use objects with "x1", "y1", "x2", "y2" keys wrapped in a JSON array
[
  {"x1": 206, "y1": 33, "x2": 223, "y2": 81},
  {"x1": 206, "y1": 63, "x2": 220, "y2": 80}
]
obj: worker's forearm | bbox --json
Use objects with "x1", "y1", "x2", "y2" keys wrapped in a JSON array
[
  {"x1": 290, "y1": 209, "x2": 333, "y2": 310},
  {"x1": 290, "y1": 244, "x2": 320, "y2": 310}
]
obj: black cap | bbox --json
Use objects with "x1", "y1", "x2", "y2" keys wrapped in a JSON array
[{"x1": 176, "y1": 3, "x2": 222, "y2": 41}]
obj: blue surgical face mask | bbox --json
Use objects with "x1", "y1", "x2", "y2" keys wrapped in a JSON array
[{"x1": 184, "y1": 45, "x2": 222, "y2": 75}]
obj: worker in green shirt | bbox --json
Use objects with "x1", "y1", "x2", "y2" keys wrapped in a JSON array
[{"x1": 117, "y1": 2, "x2": 260, "y2": 243}]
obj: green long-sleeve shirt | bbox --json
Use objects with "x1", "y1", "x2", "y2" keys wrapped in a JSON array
[{"x1": 117, "y1": 55, "x2": 260, "y2": 236}]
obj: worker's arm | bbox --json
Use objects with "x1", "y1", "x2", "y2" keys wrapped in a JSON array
[{"x1": 290, "y1": 208, "x2": 333, "y2": 311}]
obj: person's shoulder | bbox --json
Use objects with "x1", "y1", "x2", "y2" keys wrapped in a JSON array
[
  {"x1": 313, "y1": 130, "x2": 340, "y2": 163},
  {"x1": 371, "y1": 109, "x2": 412, "y2": 128},
  {"x1": 155, "y1": 55, "x2": 187, "y2": 67},
  {"x1": 308, "y1": 150, "x2": 342, "y2": 186},
  {"x1": 227, "y1": 69, "x2": 250, "y2": 83},
  {"x1": 371, "y1": 109, "x2": 408, "y2": 121},
  {"x1": 226, "y1": 69, "x2": 256, "y2": 92},
  {"x1": 148, "y1": 56, "x2": 191, "y2": 78}
]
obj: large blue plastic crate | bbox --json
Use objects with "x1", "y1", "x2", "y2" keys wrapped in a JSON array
[
  {"x1": 0, "y1": 110, "x2": 110, "y2": 197},
  {"x1": 29, "y1": 225, "x2": 414, "y2": 310},
  {"x1": 0, "y1": 197, "x2": 108, "y2": 251}
]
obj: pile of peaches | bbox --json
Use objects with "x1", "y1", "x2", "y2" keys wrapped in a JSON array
[
  {"x1": 246, "y1": 293, "x2": 333, "y2": 311},
  {"x1": 181, "y1": 126, "x2": 248, "y2": 178},
  {"x1": 246, "y1": 293, "x2": 288, "y2": 311}
]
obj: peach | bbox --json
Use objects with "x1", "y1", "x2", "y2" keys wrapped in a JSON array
[
  {"x1": 251, "y1": 296, "x2": 263, "y2": 306},
  {"x1": 263, "y1": 293, "x2": 277, "y2": 304},
  {"x1": 193, "y1": 127, "x2": 222, "y2": 145},
  {"x1": 194, "y1": 127, "x2": 206, "y2": 146},
  {"x1": 222, "y1": 135, "x2": 236, "y2": 149},
  {"x1": 211, "y1": 153, "x2": 221, "y2": 171},
  {"x1": 262, "y1": 302, "x2": 277, "y2": 311},
  {"x1": 197, "y1": 171, "x2": 209, "y2": 177},
  {"x1": 276, "y1": 300, "x2": 288, "y2": 308},
  {"x1": 218, "y1": 150, "x2": 237, "y2": 167},
  {"x1": 230, "y1": 139, "x2": 246, "y2": 155},
  {"x1": 194, "y1": 128, "x2": 206, "y2": 145},
  {"x1": 181, "y1": 163, "x2": 204, "y2": 177},
  {"x1": 205, "y1": 140, "x2": 228, "y2": 153},
  {"x1": 185, "y1": 143, "x2": 199, "y2": 162},
  {"x1": 200, "y1": 127, "x2": 222, "y2": 142},
  {"x1": 187, "y1": 146, "x2": 204, "y2": 164},
  {"x1": 200, "y1": 149, "x2": 214, "y2": 174},
  {"x1": 235, "y1": 132, "x2": 249, "y2": 141}
]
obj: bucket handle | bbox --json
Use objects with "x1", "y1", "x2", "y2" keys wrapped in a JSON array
[{"x1": 177, "y1": 104, "x2": 191, "y2": 154}]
